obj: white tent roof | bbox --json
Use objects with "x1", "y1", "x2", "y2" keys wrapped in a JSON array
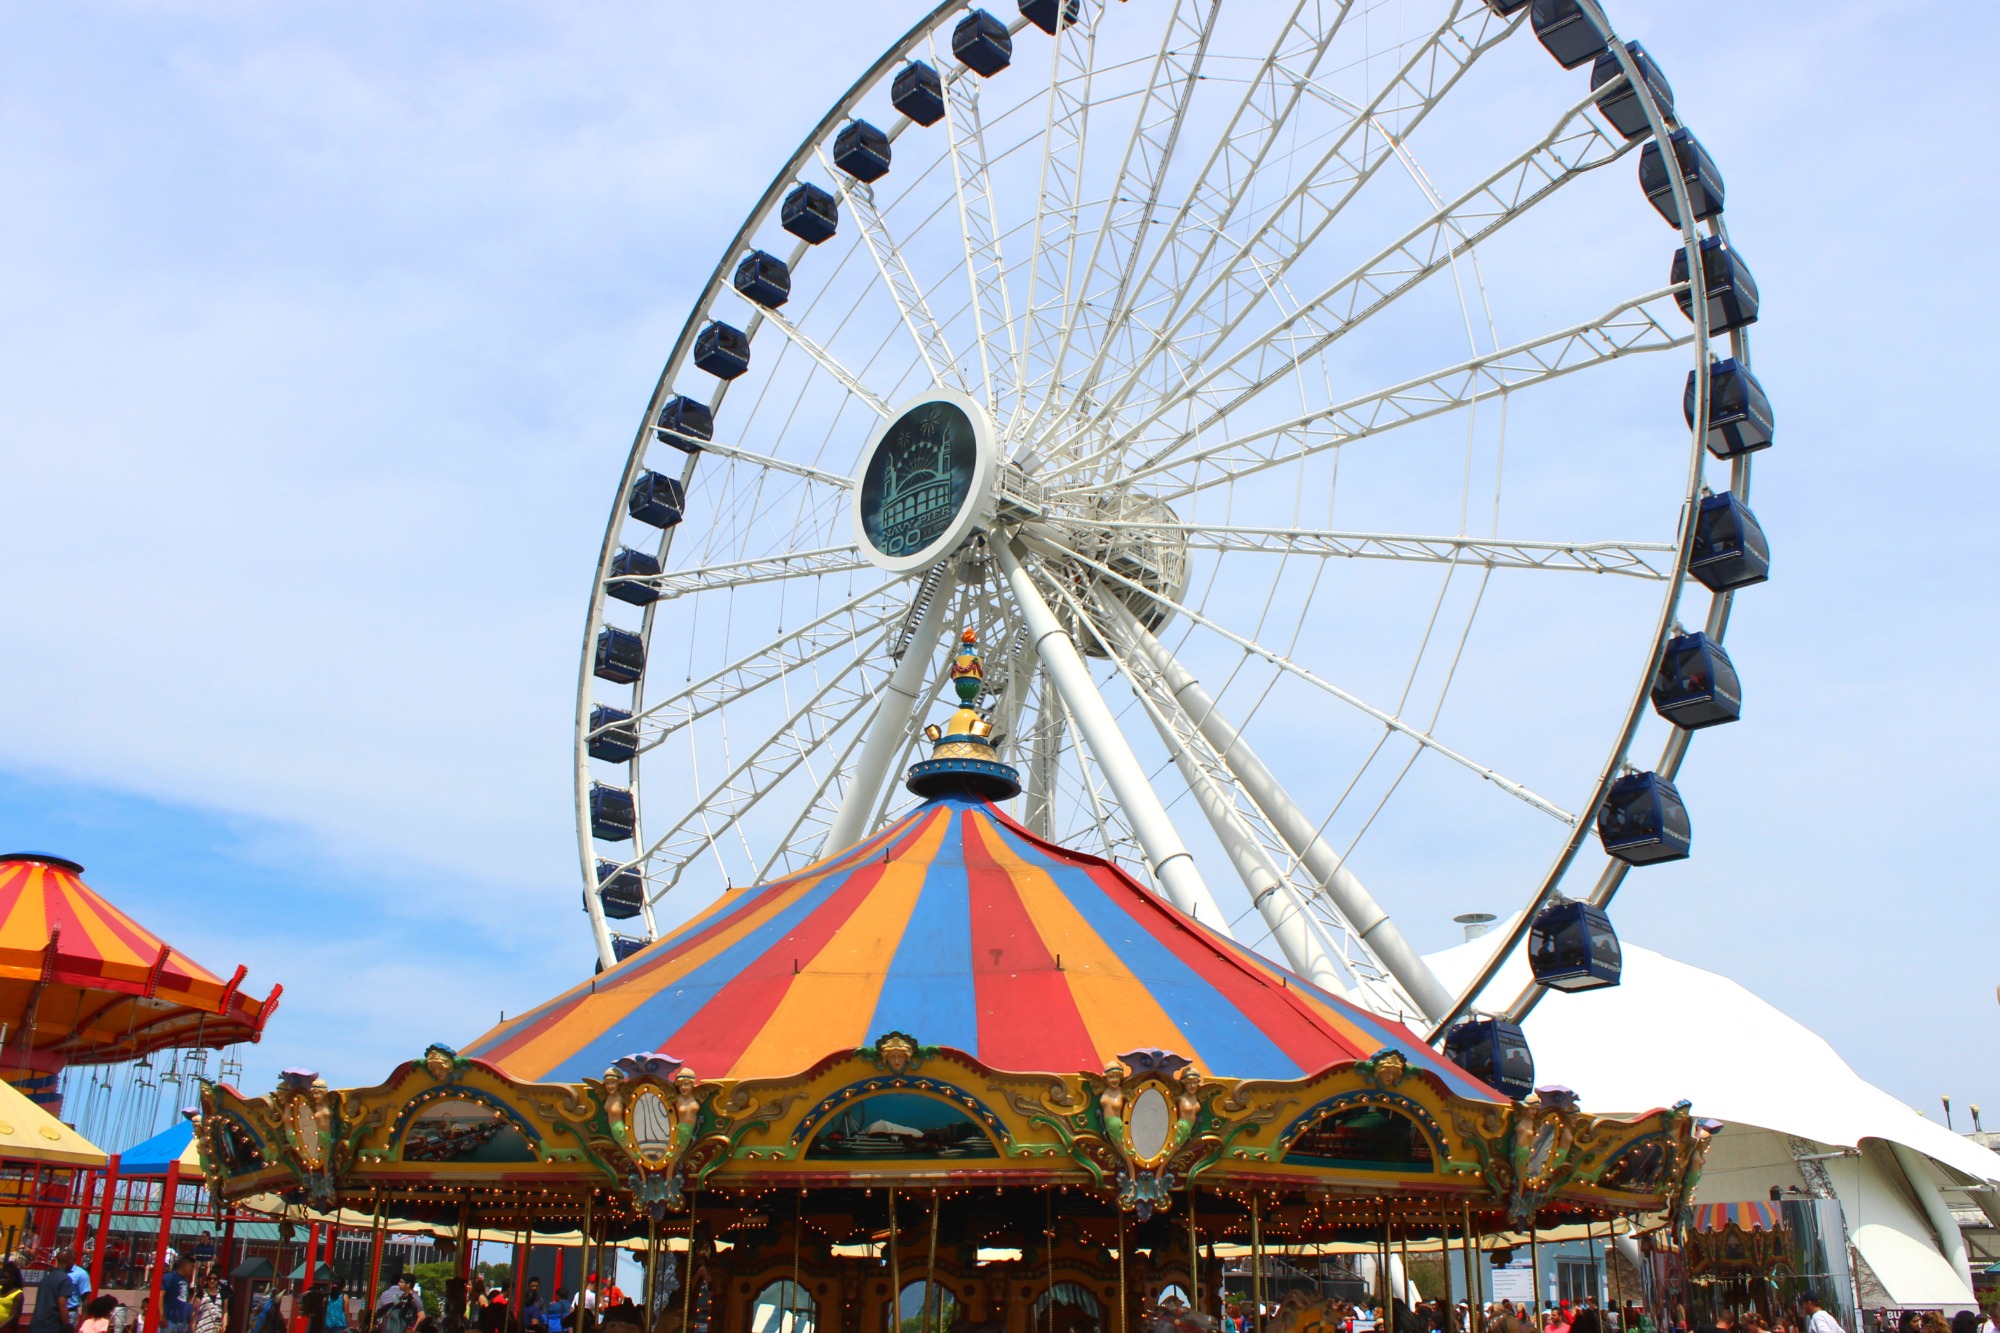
[{"x1": 1422, "y1": 923, "x2": 2000, "y2": 1185}]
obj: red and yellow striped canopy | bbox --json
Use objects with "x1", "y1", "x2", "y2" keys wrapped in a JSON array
[
  {"x1": 0, "y1": 855, "x2": 278, "y2": 1083},
  {"x1": 468, "y1": 795, "x2": 1496, "y2": 1097}
]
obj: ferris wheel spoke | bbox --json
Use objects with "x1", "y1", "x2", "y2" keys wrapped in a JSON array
[
  {"x1": 822, "y1": 154, "x2": 966, "y2": 392},
  {"x1": 636, "y1": 628, "x2": 896, "y2": 900},
  {"x1": 1072, "y1": 79, "x2": 1632, "y2": 479},
  {"x1": 1088, "y1": 2, "x2": 1523, "y2": 451},
  {"x1": 1046, "y1": 519, "x2": 1675, "y2": 579},
  {"x1": 1038, "y1": 0, "x2": 1350, "y2": 465},
  {"x1": 756, "y1": 307, "x2": 895, "y2": 419},
  {"x1": 1019, "y1": 0, "x2": 1218, "y2": 454},
  {"x1": 1095, "y1": 288, "x2": 1692, "y2": 501},
  {"x1": 1020, "y1": 535, "x2": 1577, "y2": 825},
  {"x1": 930, "y1": 49, "x2": 1021, "y2": 415},
  {"x1": 617, "y1": 580, "x2": 903, "y2": 750},
  {"x1": 693, "y1": 439, "x2": 855, "y2": 490},
  {"x1": 607, "y1": 545, "x2": 872, "y2": 605},
  {"x1": 1013, "y1": 0, "x2": 1104, "y2": 439}
]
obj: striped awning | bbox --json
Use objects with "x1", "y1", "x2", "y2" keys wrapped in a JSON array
[
  {"x1": 467, "y1": 793, "x2": 1499, "y2": 1097},
  {"x1": 0, "y1": 855, "x2": 278, "y2": 1083},
  {"x1": 1692, "y1": 1201, "x2": 1785, "y2": 1232}
]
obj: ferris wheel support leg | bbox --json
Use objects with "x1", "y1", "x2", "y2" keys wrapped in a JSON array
[
  {"x1": 994, "y1": 540, "x2": 1231, "y2": 932},
  {"x1": 818, "y1": 567, "x2": 960, "y2": 856},
  {"x1": 1091, "y1": 597, "x2": 1349, "y2": 995},
  {"x1": 1121, "y1": 617, "x2": 1455, "y2": 1024}
]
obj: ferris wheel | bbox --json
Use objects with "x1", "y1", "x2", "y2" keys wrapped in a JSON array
[{"x1": 573, "y1": 0, "x2": 1771, "y2": 1061}]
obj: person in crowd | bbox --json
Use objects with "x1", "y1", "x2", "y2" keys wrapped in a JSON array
[
  {"x1": 1488, "y1": 1301, "x2": 1526, "y2": 1333},
  {"x1": 1546, "y1": 1304, "x2": 1571, "y2": 1333},
  {"x1": 522, "y1": 1280, "x2": 545, "y2": 1333},
  {"x1": 77, "y1": 1297, "x2": 117, "y2": 1333},
  {"x1": 1921, "y1": 1315, "x2": 1951, "y2": 1333},
  {"x1": 1793, "y1": 1294, "x2": 1840, "y2": 1333},
  {"x1": 476, "y1": 1288, "x2": 507, "y2": 1333},
  {"x1": 63, "y1": 1249, "x2": 91, "y2": 1328},
  {"x1": 545, "y1": 1291, "x2": 569, "y2": 1333},
  {"x1": 376, "y1": 1277, "x2": 420, "y2": 1333},
  {"x1": 324, "y1": 1281, "x2": 351, "y2": 1333},
  {"x1": 0, "y1": 1262, "x2": 24, "y2": 1333},
  {"x1": 195, "y1": 1275, "x2": 227, "y2": 1333},
  {"x1": 29, "y1": 1252, "x2": 74, "y2": 1333},
  {"x1": 163, "y1": 1256, "x2": 197, "y2": 1333},
  {"x1": 1572, "y1": 1301, "x2": 1603, "y2": 1333}
]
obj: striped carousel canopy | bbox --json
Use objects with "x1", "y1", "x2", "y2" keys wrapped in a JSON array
[
  {"x1": 1691, "y1": 1200, "x2": 1785, "y2": 1233},
  {"x1": 467, "y1": 793, "x2": 1498, "y2": 1098}
]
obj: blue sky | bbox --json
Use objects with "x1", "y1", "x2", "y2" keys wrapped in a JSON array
[{"x1": 2, "y1": 0, "x2": 1996, "y2": 1132}]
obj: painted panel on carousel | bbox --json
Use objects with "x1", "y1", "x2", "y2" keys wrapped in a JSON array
[
  {"x1": 400, "y1": 1098, "x2": 537, "y2": 1163},
  {"x1": 806, "y1": 1091, "x2": 998, "y2": 1160},
  {"x1": 1280, "y1": 1105, "x2": 1435, "y2": 1172}
]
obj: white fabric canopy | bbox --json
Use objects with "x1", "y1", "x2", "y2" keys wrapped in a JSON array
[{"x1": 1423, "y1": 926, "x2": 2000, "y2": 1185}]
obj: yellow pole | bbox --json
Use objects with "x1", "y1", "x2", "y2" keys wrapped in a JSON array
[
  {"x1": 1187, "y1": 1185, "x2": 1200, "y2": 1316},
  {"x1": 888, "y1": 1189, "x2": 901, "y2": 1333},
  {"x1": 1251, "y1": 1195, "x2": 1265, "y2": 1333}
]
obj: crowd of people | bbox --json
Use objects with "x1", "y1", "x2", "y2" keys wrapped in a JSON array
[
  {"x1": 356, "y1": 1271, "x2": 654, "y2": 1333},
  {"x1": 0, "y1": 1246, "x2": 662, "y2": 1333},
  {"x1": 1181, "y1": 1292, "x2": 2000, "y2": 1333}
]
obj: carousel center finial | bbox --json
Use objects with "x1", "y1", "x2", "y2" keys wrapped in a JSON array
[{"x1": 903, "y1": 626, "x2": 1021, "y2": 800}]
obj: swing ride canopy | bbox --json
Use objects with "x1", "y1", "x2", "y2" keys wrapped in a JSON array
[{"x1": 0, "y1": 854, "x2": 280, "y2": 1096}]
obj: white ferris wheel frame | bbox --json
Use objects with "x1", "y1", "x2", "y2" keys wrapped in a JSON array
[{"x1": 569, "y1": 0, "x2": 1762, "y2": 1044}]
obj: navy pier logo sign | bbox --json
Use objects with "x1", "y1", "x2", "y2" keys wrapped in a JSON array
[
  {"x1": 859, "y1": 400, "x2": 976, "y2": 559},
  {"x1": 851, "y1": 391, "x2": 997, "y2": 574}
]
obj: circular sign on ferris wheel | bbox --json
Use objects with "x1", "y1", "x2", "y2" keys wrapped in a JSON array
[{"x1": 850, "y1": 387, "x2": 998, "y2": 574}]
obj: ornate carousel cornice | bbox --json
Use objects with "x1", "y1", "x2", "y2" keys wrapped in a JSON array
[{"x1": 195, "y1": 1034, "x2": 1710, "y2": 1234}]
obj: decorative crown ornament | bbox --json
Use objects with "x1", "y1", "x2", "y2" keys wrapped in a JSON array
[{"x1": 905, "y1": 626, "x2": 1021, "y2": 800}]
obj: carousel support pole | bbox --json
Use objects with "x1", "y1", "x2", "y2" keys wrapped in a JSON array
[
  {"x1": 1186, "y1": 1185, "x2": 1200, "y2": 1317},
  {"x1": 149, "y1": 1161, "x2": 183, "y2": 1333},
  {"x1": 89, "y1": 1154, "x2": 120, "y2": 1291},
  {"x1": 925, "y1": 1191, "x2": 941, "y2": 1333},
  {"x1": 1398, "y1": 1224, "x2": 1410, "y2": 1310},
  {"x1": 643, "y1": 1219, "x2": 656, "y2": 1317},
  {"x1": 680, "y1": 1190, "x2": 697, "y2": 1333},
  {"x1": 1250, "y1": 1195, "x2": 1264, "y2": 1333},
  {"x1": 789, "y1": 1191, "x2": 804, "y2": 1333},
  {"x1": 295, "y1": 1218, "x2": 322, "y2": 1333},
  {"x1": 1459, "y1": 1205, "x2": 1476, "y2": 1333},
  {"x1": 1043, "y1": 1190, "x2": 1056, "y2": 1333},
  {"x1": 581, "y1": 1195, "x2": 594, "y2": 1327},
  {"x1": 1529, "y1": 1214, "x2": 1541, "y2": 1320},
  {"x1": 1116, "y1": 1209, "x2": 1128, "y2": 1333},
  {"x1": 1605, "y1": 1219, "x2": 1623, "y2": 1322},
  {"x1": 367, "y1": 1197, "x2": 385, "y2": 1320},
  {"x1": 515, "y1": 1226, "x2": 530, "y2": 1311},
  {"x1": 1380, "y1": 1202, "x2": 1392, "y2": 1313},
  {"x1": 888, "y1": 1189, "x2": 901, "y2": 1333},
  {"x1": 223, "y1": 1209, "x2": 238, "y2": 1287}
]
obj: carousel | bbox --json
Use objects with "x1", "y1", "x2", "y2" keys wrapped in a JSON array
[{"x1": 195, "y1": 637, "x2": 1710, "y2": 1333}]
